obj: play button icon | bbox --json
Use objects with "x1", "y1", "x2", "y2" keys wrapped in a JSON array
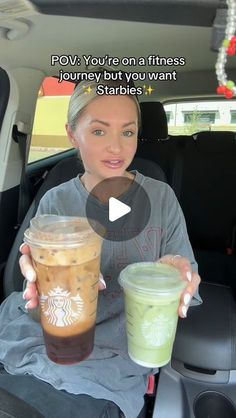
[
  {"x1": 109, "y1": 197, "x2": 131, "y2": 222},
  {"x1": 85, "y1": 174, "x2": 151, "y2": 241}
]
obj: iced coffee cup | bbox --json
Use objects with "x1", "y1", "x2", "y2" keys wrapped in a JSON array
[
  {"x1": 24, "y1": 215, "x2": 103, "y2": 365},
  {"x1": 118, "y1": 262, "x2": 187, "y2": 367}
]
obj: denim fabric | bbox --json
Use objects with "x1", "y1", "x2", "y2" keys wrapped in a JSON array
[{"x1": 0, "y1": 365, "x2": 121, "y2": 418}]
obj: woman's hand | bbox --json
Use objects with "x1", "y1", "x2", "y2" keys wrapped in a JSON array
[
  {"x1": 158, "y1": 254, "x2": 201, "y2": 318},
  {"x1": 19, "y1": 243, "x2": 107, "y2": 310}
]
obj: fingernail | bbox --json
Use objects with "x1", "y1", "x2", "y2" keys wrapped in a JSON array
[
  {"x1": 182, "y1": 306, "x2": 188, "y2": 318},
  {"x1": 186, "y1": 271, "x2": 192, "y2": 282},
  {"x1": 23, "y1": 289, "x2": 28, "y2": 300},
  {"x1": 99, "y1": 274, "x2": 106, "y2": 289},
  {"x1": 26, "y1": 270, "x2": 36, "y2": 282},
  {"x1": 19, "y1": 243, "x2": 25, "y2": 252},
  {"x1": 25, "y1": 301, "x2": 31, "y2": 310},
  {"x1": 184, "y1": 293, "x2": 191, "y2": 305}
]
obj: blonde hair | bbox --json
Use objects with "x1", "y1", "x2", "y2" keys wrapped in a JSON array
[{"x1": 67, "y1": 78, "x2": 141, "y2": 132}]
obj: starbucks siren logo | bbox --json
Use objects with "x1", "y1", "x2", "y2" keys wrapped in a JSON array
[
  {"x1": 141, "y1": 313, "x2": 176, "y2": 347},
  {"x1": 40, "y1": 286, "x2": 84, "y2": 327}
]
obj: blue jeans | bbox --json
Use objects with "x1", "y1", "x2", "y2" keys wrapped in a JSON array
[{"x1": 0, "y1": 365, "x2": 122, "y2": 418}]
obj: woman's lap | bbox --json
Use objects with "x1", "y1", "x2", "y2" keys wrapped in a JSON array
[{"x1": 0, "y1": 366, "x2": 122, "y2": 418}]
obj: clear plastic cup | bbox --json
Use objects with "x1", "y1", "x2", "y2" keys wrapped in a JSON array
[
  {"x1": 24, "y1": 215, "x2": 103, "y2": 365},
  {"x1": 118, "y1": 262, "x2": 187, "y2": 367}
]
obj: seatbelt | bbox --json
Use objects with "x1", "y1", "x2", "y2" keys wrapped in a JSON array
[{"x1": 12, "y1": 124, "x2": 32, "y2": 228}]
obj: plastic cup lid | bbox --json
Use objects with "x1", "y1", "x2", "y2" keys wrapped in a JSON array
[
  {"x1": 118, "y1": 262, "x2": 186, "y2": 296},
  {"x1": 24, "y1": 215, "x2": 104, "y2": 248}
]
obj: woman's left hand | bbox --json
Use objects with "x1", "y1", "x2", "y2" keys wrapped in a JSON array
[{"x1": 158, "y1": 254, "x2": 201, "y2": 318}]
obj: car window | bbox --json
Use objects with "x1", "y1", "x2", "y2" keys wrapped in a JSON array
[
  {"x1": 28, "y1": 77, "x2": 74, "y2": 163},
  {"x1": 164, "y1": 100, "x2": 236, "y2": 135}
]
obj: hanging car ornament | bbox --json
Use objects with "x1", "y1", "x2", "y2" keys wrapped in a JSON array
[{"x1": 216, "y1": 0, "x2": 236, "y2": 99}]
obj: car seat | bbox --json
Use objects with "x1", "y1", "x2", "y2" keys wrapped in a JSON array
[{"x1": 135, "y1": 101, "x2": 236, "y2": 417}]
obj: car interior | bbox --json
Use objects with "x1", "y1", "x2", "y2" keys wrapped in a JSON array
[{"x1": 0, "y1": 0, "x2": 236, "y2": 417}]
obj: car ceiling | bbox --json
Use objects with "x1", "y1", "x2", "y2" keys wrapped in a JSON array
[
  {"x1": 31, "y1": 0, "x2": 222, "y2": 27},
  {"x1": 0, "y1": 0, "x2": 235, "y2": 101}
]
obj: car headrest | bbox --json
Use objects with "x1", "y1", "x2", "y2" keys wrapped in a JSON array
[
  {"x1": 193, "y1": 131, "x2": 236, "y2": 153},
  {"x1": 138, "y1": 101, "x2": 168, "y2": 141}
]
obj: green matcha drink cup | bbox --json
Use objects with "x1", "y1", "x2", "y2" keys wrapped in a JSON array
[{"x1": 118, "y1": 262, "x2": 187, "y2": 368}]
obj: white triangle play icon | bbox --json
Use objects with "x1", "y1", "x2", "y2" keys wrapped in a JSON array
[{"x1": 109, "y1": 197, "x2": 131, "y2": 222}]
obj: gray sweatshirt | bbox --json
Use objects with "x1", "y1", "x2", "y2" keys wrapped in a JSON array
[{"x1": 0, "y1": 171, "x2": 201, "y2": 418}]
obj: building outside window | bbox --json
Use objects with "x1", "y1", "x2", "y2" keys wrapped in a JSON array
[
  {"x1": 28, "y1": 77, "x2": 74, "y2": 163},
  {"x1": 183, "y1": 111, "x2": 216, "y2": 124},
  {"x1": 166, "y1": 111, "x2": 172, "y2": 124},
  {"x1": 164, "y1": 101, "x2": 236, "y2": 135},
  {"x1": 230, "y1": 111, "x2": 236, "y2": 124}
]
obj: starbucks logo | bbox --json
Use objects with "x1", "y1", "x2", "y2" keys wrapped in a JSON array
[
  {"x1": 141, "y1": 313, "x2": 176, "y2": 347},
  {"x1": 40, "y1": 286, "x2": 84, "y2": 327}
]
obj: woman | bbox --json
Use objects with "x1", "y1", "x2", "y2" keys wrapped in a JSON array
[{"x1": 0, "y1": 77, "x2": 201, "y2": 418}]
